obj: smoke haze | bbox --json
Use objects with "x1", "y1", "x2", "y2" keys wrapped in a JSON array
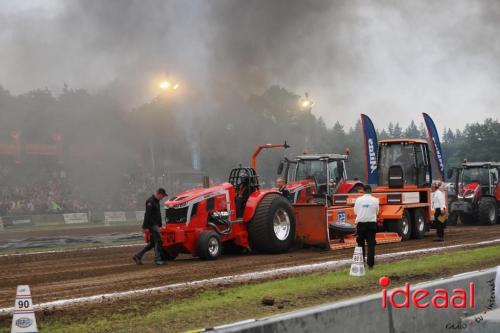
[{"x1": 0, "y1": 0, "x2": 499, "y2": 129}]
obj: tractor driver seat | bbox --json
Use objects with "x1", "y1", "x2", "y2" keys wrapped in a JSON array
[
  {"x1": 388, "y1": 165, "x2": 404, "y2": 189},
  {"x1": 235, "y1": 175, "x2": 251, "y2": 218}
]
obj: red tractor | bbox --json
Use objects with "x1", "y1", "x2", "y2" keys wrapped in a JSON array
[
  {"x1": 153, "y1": 144, "x2": 296, "y2": 260},
  {"x1": 277, "y1": 152, "x2": 364, "y2": 205},
  {"x1": 449, "y1": 162, "x2": 500, "y2": 225}
]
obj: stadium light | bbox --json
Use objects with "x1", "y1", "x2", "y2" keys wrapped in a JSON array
[
  {"x1": 299, "y1": 92, "x2": 314, "y2": 110},
  {"x1": 159, "y1": 81, "x2": 171, "y2": 90}
]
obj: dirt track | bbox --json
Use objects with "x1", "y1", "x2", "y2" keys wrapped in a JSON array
[{"x1": 1, "y1": 225, "x2": 500, "y2": 308}]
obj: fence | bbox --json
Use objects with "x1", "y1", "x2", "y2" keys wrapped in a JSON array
[{"x1": 0, "y1": 210, "x2": 145, "y2": 230}]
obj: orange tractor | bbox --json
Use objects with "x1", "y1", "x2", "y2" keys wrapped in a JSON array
[{"x1": 320, "y1": 138, "x2": 437, "y2": 248}]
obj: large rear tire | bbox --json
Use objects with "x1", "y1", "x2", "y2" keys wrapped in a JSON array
[
  {"x1": 385, "y1": 210, "x2": 412, "y2": 241},
  {"x1": 478, "y1": 197, "x2": 498, "y2": 225},
  {"x1": 248, "y1": 194, "x2": 296, "y2": 254},
  {"x1": 411, "y1": 209, "x2": 426, "y2": 239}
]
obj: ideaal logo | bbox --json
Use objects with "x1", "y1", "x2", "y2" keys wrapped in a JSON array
[
  {"x1": 379, "y1": 276, "x2": 475, "y2": 309},
  {"x1": 379, "y1": 276, "x2": 496, "y2": 331}
]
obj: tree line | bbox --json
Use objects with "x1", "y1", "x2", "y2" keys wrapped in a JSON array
[{"x1": 0, "y1": 84, "x2": 498, "y2": 193}]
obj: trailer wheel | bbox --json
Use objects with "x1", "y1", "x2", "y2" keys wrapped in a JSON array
[
  {"x1": 459, "y1": 213, "x2": 476, "y2": 225},
  {"x1": 411, "y1": 209, "x2": 426, "y2": 239},
  {"x1": 478, "y1": 197, "x2": 498, "y2": 225},
  {"x1": 248, "y1": 193, "x2": 296, "y2": 254},
  {"x1": 196, "y1": 231, "x2": 222, "y2": 260},
  {"x1": 385, "y1": 210, "x2": 412, "y2": 241}
]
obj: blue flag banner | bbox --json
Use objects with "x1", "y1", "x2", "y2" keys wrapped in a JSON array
[
  {"x1": 422, "y1": 113, "x2": 445, "y2": 180},
  {"x1": 360, "y1": 114, "x2": 379, "y2": 185}
]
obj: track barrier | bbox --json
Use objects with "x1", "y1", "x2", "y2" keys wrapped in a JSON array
[{"x1": 217, "y1": 267, "x2": 499, "y2": 333}]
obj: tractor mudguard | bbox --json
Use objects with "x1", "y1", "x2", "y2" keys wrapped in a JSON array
[
  {"x1": 337, "y1": 181, "x2": 363, "y2": 194},
  {"x1": 242, "y1": 190, "x2": 282, "y2": 222},
  {"x1": 379, "y1": 205, "x2": 404, "y2": 220}
]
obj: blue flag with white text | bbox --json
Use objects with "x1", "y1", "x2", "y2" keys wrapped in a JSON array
[
  {"x1": 422, "y1": 113, "x2": 445, "y2": 180},
  {"x1": 361, "y1": 114, "x2": 379, "y2": 185}
]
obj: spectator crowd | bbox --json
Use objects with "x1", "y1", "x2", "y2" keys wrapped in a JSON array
[{"x1": 0, "y1": 163, "x2": 156, "y2": 217}]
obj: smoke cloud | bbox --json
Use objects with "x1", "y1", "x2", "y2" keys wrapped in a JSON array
[{"x1": 0, "y1": 0, "x2": 499, "y2": 129}]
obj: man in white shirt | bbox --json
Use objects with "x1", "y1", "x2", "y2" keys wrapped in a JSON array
[
  {"x1": 354, "y1": 185, "x2": 379, "y2": 269},
  {"x1": 431, "y1": 181, "x2": 447, "y2": 241}
]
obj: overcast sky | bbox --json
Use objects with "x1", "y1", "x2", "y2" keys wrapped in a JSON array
[{"x1": 0, "y1": 0, "x2": 499, "y2": 130}]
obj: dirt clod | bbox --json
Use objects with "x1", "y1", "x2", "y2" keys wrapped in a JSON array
[{"x1": 261, "y1": 297, "x2": 275, "y2": 306}]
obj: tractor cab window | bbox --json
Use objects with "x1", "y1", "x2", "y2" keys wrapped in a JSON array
[
  {"x1": 286, "y1": 161, "x2": 297, "y2": 184},
  {"x1": 328, "y1": 161, "x2": 343, "y2": 183},
  {"x1": 461, "y1": 168, "x2": 490, "y2": 185},
  {"x1": 296, "y1": 160, "x2": 327, "y2": 185},
  {"x1": 378, "y1": 142, "x2": 421, "y2": 186},
  {"x1": 490, "y1": 168, "x2": 498, "y2": 185}
]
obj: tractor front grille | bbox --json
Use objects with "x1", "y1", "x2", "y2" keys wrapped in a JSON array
[
  {"x1": 165, "y1": 203, "x2": 198, "y2": 224},
  {"x1": 165, "y1": 206, "x2": 189, "y2": 224}
]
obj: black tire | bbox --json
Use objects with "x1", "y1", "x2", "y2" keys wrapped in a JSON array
[
  {"x1": 248, "y1": 193, "x2": 296, "y2": 254},
  {"x1": 447, "y1": 212, "x2": 458, "y2": 226},
  {"x1": 196, "y1": 231, "x2": 222, "y2": 260},
  {"x1": 385, "y1": 210, "x2": 412, "y2": 241},
  {"x1": 460, "y1": 213, "x2": 476, "y2": 225},
  {"x1": 411, "y1": 209, "x2": 426, "y2": 239},
  {"x1": 478, "y1": 197, "x2": 498, "y2": 225}
]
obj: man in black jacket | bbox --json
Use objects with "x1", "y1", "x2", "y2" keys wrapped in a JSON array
[{"x1": 133, "y1": 188, "x2": 168, "y2": 265}]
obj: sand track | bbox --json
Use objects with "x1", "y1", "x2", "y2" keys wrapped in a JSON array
[{"x1": 1, "y1": 225, "x2": 500, "y2": 308}]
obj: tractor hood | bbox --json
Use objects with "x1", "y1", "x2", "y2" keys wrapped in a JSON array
[
  {"x1": 459, "y1": 181, "x2": 480, "y2": 199},
  {"x1": 165, "y1": 183, "x2": 233, "y2": 208},
  {"x1": 463, "y1": 182, "x2": 480, "y2": 192}
]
